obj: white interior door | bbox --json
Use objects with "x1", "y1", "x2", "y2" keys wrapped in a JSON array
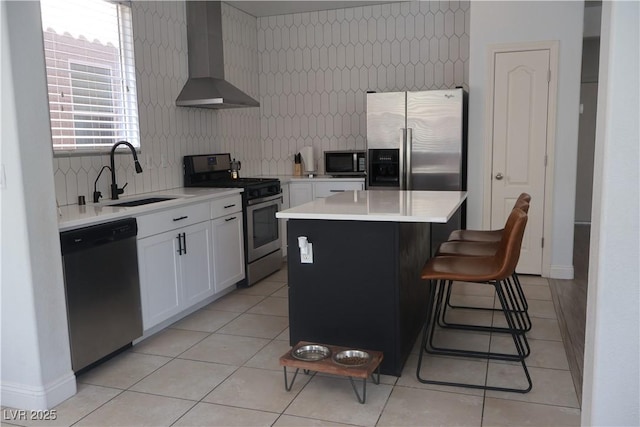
[{"x1": 491, "y1": 49, "x2": 550, "y2": 274}]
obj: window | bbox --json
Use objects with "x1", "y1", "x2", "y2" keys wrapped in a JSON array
[{"x1": 40, "y1": 0, "x2": 140, "y2": 152}]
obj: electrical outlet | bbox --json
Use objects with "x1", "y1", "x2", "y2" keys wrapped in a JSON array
[{"x1": 301, "y1": 242, "x2": 313, "y2": 264}]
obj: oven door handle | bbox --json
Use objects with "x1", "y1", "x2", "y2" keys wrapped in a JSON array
[{"x1": 247, "y1": 194, "x2": 283, "y2": 206}]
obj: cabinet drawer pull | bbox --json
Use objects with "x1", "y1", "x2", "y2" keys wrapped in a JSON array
[
  {"x1": 330, "y1": 189, "x2": 345, "y2": 192},
  {"x1": 225, "y1": 216, "x2": 237, "y2": 222},
  {"x1": 223, "y1": 204, "x2": 236, "y2": 209},
  {"x1": 173, "y1": 215, "x2": 188, "y2": 221}
]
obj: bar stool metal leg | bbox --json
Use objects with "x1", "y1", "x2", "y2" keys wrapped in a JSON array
[
  {"x1": 440, "y1": 276, "x2": 532, "y2": 333},
  {"x1": 417, "y1": 278, "x2": 533, "y2": 393}
]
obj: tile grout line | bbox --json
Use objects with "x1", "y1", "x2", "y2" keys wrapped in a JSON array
[
  {"x1": 159, "y1": 280, "x2": 287, "y2": 425},
  {"x1": 73, "y1": 280, "x2": 288, "y2": 425}
]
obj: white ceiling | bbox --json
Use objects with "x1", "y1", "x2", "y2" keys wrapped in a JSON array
[{"x1": 226, "y1": 1, "x2": 402, "y2": 18}]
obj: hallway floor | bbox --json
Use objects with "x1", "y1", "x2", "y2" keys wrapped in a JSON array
[{"x1": 3, "y1": 269, "x2": 581, "y2": 426}]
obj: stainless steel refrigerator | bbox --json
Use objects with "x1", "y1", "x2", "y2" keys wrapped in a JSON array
[{"x1": 366, "y1": 88, "x2": 467, "y2": 253}]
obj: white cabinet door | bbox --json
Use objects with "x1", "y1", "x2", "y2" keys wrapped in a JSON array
[
  {"x1": 211, "y1": 212, "x2": 245, "y2": 293},
  {"x1": 180, "y1": 221, "x2": 214, "y2": 307},
  {"x1": 289, "y1": 182, "x2": 313, "y2": 207},
  {"x1": 137, "y1": 231, "x2": 182, "y2": 330}
]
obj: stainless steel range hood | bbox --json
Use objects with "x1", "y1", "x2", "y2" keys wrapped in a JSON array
[{"x1": 176, "y1": 1, "x2": 259, "y2": 109}]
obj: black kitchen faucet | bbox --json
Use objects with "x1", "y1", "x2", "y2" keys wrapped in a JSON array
[{"x1": 110, "y1": 141, "x2": 143, "y2": 200}]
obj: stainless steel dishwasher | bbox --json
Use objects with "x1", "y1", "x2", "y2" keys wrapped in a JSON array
[{"x1": 60, "y1": 218, "x2": 143, "y2": 373}]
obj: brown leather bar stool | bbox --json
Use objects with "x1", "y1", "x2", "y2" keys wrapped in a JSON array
[
  {"x1": 435, "y1": 206, "x2": 532, "y2": 344},
  {"x1": 447, "y1": 193, "x2": 531, "y2": 243},
  {"x1": 440, "y1": 193, "x2": 532, "y2": 331},
  {"x1": 437, "y1": 236, "x2": 532, "y2": 332},
  {"x1": 417, "y1": 208, "x2": 532, "y2": 393},
  {"x1": 436, "y1": 240, "x2": 532, "y2": 335}
]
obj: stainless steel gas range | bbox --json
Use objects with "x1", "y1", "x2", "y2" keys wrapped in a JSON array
[{"x1": 184, "y1": 153, "x2": 282, "y2": 286}]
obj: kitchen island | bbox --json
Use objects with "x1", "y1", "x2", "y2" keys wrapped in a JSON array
[{"x1": 276, "y1": 190, "x2": 466, "y2": 376}]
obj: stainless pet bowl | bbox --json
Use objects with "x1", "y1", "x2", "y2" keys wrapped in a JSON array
[
  {"x1": 291, "y1": 344, "x2": 331, "y2": 361},
  {"x1": 332, "y1": 349, "x2": 370, "y2": 367}
]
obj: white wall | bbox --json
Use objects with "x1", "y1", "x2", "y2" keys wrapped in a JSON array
[
  {"x1": 1, "y1": 1, "x2": 76, "y2": 409},
  {"x1": 582, "y1": 1, "x2": 640, "y2": 424},
  {"x1": 468, "y1": 1, "x2": 584, "y2": 278},
  {"x1": 257, "y1": 1, "x2": 470, "y2": 175}
]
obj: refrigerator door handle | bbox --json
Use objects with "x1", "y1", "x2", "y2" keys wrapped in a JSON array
[
  {"x1": 406, "y1": 127, "x2": 413, "y2": 190},
  {"x1": 400, "y1": 128, "x2": 407, "y2": 190}
]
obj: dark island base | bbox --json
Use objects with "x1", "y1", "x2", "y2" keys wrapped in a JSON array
[{"x1": 287, "y1": 219, "x2": 432, "y2": 376}]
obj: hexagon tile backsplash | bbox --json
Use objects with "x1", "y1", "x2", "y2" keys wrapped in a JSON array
[
  {"x1": 53, "y1": 1, "x2": 469, "y2": 205},
  {"x1": 53, "y1": 1, "x2": 261, "y2": 206},
  {"x1": 257, "y1": 1, "x2": 470, "y2": 175}
]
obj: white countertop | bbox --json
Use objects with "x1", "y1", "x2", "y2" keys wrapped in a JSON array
[
  {"x1": 58, "y1": 187, "x2": 243, "y2": 231},
  {"x1": 276, "y1": 190, "x2": 467, "y2": 223}
]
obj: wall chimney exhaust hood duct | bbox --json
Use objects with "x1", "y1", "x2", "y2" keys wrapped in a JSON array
[{"x1": 176, "y1": 1, "x2": 259, "y2": 109}]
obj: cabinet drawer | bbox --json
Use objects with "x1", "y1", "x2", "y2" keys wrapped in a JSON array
[
  {"x1": 137, "y1": 202, "x2": 210, "y2": 239},
  {"x1": 313, "y1": 181, "x2": 364, "y2": 198},
  {"x1": 211, "y1": 194, "x2": 242, "y2": 219}
]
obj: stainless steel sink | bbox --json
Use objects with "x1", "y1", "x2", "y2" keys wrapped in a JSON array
[{"x1": 108, "y1": 197, "x2": 175, "y2": 207}]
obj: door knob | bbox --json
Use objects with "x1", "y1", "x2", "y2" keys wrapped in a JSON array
[{"x1": 495, "y1": 172, "x2": 504, "y2": 180}]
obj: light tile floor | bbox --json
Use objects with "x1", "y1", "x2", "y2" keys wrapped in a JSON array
[{"x1": 2, "y1": 268, "x2": 581, "y2": 426}]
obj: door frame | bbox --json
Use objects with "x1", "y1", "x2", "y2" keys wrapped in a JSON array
[{"x1": 482, "y1": 41, "x2": 559, "y2": 277}]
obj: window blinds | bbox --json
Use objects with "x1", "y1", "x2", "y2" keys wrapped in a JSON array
[{"x1": 41, "y1": 0, "x2": 139, "y2": 151}]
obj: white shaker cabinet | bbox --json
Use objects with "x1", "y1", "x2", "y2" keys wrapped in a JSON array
[
  {"x1": 137, "y1": 221, "x2": 213, "y2": 329},
  {"x1": 211, "y1": 212, "x2": 244, "y2": 293},
  {"x1": 288, "y1": 179, "x2": 365, "y2": 207},
  {"x1": 210, "y1": 194, "x2": 244, "y2": 293},
  {"x1": 136, "y1": 230, "x2": 182, "y2": 328},
  {"x1": 288, "y1": 182, "x2": 313, "y2": 207},
  {"x1": 313, "y1": 181, "x2": 364, "y2": 198},
  {"x1": 137, "y1": 202, "x2": 213, "y2": 330},
  {"x1": 181, "y1": 221, "x2": 214, "y2": 307}
]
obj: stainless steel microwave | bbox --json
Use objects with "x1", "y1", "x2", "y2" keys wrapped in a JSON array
[{"x1": 324, "y1": 150, "x2": 366, "y2": 176}]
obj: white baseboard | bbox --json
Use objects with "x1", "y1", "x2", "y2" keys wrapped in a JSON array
[
  {"x1": 549, "y1": 265, "x2": 575, "y2": 280},
  {"x1": 1, "y1": 372, "x2": 76, "y2": 410}
]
